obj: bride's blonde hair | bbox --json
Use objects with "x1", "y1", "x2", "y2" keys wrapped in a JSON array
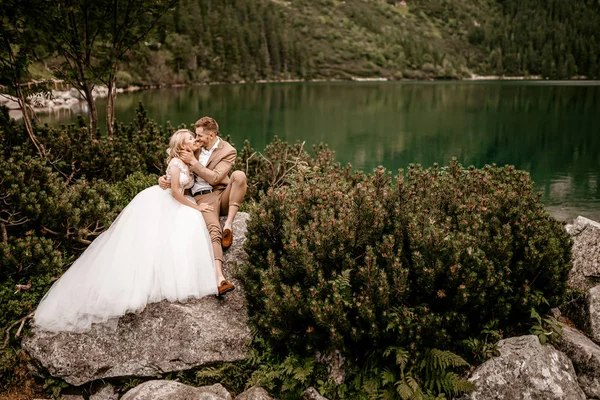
[{"x1": 166, "y1": 129, "x2": 194, "y2": 164}]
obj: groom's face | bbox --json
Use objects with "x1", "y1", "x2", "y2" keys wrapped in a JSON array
[{"x1": 195, "y1": 127, "x2": 213, "y2": 149}]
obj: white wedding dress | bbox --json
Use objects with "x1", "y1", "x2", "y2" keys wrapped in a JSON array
[{"x1": 34, "y1": 158, "x2": 218, "y2": 332}]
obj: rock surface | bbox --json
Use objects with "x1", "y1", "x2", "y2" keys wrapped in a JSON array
[
  {"x1": 566, "y1": 216, "x2": 600, "y2": 292},
  {"x1": 463, "y1": 335, "x2": 585, "y2": 400},
  {"x1": 302, "y1": 387, "x2": 329, "y2": 400},
  {"x1": 22, "y1": 213, "x2": 251, "y2": 386},
  {"x1": 235, "y1": 386, "x2": 274, "y2": 400},
  {"x1": 221, "y1": 212, "x2": 250, "y2": 274},
  {"x1": 90, "y1": 384, "x2": 118, "y2": 400},
  {"x1": 121, "y1": 381, "x2": 231, "y2": 400},
  {"x1": 564, "y1": 285, "x2": 600, "y2": 343},
  {"x1": 315, "y1": 349, "x2": 347, "y2": 385},
  {"x1": 554, "y1": 325, "x2": 600, "y2": 398}
]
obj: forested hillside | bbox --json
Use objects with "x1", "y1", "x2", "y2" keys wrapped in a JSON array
[{"x1": 37, "y1": 0, "x2": 600, "y2": 85}]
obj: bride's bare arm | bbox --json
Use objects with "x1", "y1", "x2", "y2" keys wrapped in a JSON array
[
  {"x1": 168, "y1": 165, "x2": 203, "y2": 211},
  {"x1": 158, "y1": 175, "x2": 170, "y2": 189}
]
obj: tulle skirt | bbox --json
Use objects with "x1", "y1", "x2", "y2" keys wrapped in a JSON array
[{"x1": 34, "y1": 185, "x2": 218, "y2": 333}]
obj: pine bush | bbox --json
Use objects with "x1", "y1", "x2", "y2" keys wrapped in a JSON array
[{"x1": 241, "y1": 159, "x2": 572, "y2": 397}]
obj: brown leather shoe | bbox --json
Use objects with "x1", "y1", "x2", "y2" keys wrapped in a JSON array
[
  {"x1": 222, "y1": 228, "x2": 233, "y2": 249},
  {"x1": 218, "y1": 279, "x2": 235, "y2": 296}
]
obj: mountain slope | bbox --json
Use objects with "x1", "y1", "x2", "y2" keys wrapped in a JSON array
[{"x1": 40, "y1": 0, "x2": 600, "y2": 84}]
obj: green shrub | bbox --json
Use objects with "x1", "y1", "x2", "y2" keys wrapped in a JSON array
[
  {"x1": 116, "y1": 70, "x2": 134, "y2": 88},
  {"x1": 0, "y1": 103, "x2": 168, "y2": 182},
  {"x1": 0, "y1": 107, "x2": 160, "y2": 393},
  {"x1": 241, "y1": 160, "x2": 572, "y2": 398},
  {"x1": 234, "y1": 136, "x2": 336, "y2": 203}
]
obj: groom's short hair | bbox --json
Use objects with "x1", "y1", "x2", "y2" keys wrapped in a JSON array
[{"x1": 195, "y1": 117, "x2": 219, "y2": 136}]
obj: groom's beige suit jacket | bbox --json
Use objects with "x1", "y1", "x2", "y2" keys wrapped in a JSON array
[{"x1": 190, "y1": 139, "x2": 236, "y2": 191}]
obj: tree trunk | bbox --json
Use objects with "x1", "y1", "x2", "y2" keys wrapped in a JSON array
[
  {"x1": 106, "y1": 71, "x2": 117, "y2": 137},
  {"x1": 82, "y1": 84, "x2": 98, "y2": 139},
  {"x1": 15, "y1": 83, "x2": 44, "y2": 157}
]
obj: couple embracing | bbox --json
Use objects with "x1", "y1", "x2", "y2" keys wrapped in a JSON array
[{"x1": 34, "y1": 117, "x2": 246, "y2": 333}]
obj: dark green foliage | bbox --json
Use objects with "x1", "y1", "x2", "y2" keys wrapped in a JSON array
[
  {"x1": 19, "y1": 0, "x2": 600, "y2": 84},
  {"x1": 241, "y1": 156, "x2": 572, "y2": 397},
  {"x1": 65, "y1": 0, "x2": 598, "y2": 83},
  {"x1": 0, "y1": 106, "x2": 163, "y2": 392},
  {"x1": 233, "y1": 137, "x2": 336, "y2": 203},
  {"x1": 529, "y1": 308, "x2": 562, "y2": 345},
  {"x1": 483, "y1": 0, "x2": 600, "y2": 78}
]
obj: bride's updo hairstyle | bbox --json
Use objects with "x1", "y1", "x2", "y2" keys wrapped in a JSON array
[{"x1": 166, "y1": 129, "x2": 194, "y2": 164}]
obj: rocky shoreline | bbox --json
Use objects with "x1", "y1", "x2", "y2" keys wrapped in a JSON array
[{"x1": 0, "y1": 85, "x2": 142, "y2": 120}]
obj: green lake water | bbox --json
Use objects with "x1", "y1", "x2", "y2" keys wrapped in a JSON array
[{"x1": 39, "y1": 81, "x2": 600, "y2": 222}]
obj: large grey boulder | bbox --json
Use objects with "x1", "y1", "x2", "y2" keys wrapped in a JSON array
[
  {"x1": 554, "y1": 325, "x2": 600, "y2": 398},
  {"x1": 564, "y1": 285, "x2": 600, "y2": 343},
  {"x1": 235, "y1": 386, "x2": 274, "y2": 400},
  {"x1": 121, "y1": 381, "x2": 231, "y2": 400},
  {"x1": 23, "y1": 213, "x2": 251, "y2": 386},
  {"x1": 463, "y1": 335, "x2": 585, "y2": 400},
  {"x1": 566, "y1": 216, "x2": 600, "y2": 292}
]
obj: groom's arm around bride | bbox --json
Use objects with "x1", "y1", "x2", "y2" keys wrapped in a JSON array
[{"x1": 159, "y1": 117, "x2": 247, "y2": 296}]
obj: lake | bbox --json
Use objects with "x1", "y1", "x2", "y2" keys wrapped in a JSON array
[{"x1": 39, "y1": 81, "x2": 600, "y2": 222}]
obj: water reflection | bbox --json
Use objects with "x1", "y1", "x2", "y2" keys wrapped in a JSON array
[{"x1": 38, "y1": 81, "x2": 600, "y2": 222}]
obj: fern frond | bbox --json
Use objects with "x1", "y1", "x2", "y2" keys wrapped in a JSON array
[
  {"x1": 428, "y1": 349, "x2": 469, "y2": 370},
  {"x1": 396, "y1": 381, "x2": 414, "y2": 400},
  {"x1": 424, "y1": 370, "x2": 474, "y2": 396},
  {"x1": 292, "y1": 358, "x2": 314, "y2": 382},
  {"x1": 409, "y1": 387, "x2": 425, "y2": 400},
  {"x1": 340, "y1": 269, "x2": 352, "y2": 286},
  {"x1": 454, "y1": 377, "x2": 475, "y2": 394},
  {"x1": 381, "y1": 367, "x2": 397, "y2": 386},
  {"x1": 406, "y1": 375, "x2": 420, "y2": 392},
  {"x1": 195, "y1": 365, "x2": 229, "y2": 379},
  {"x1": 384, "y1": 345, "x2": 409, "y2": 370}
]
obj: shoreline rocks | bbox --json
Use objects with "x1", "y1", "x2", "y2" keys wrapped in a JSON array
[
  {"x1": 121, "y1": 381, "x2": 231, "y2": 400},
  {"x1": 462, "y1": 335, "x2": 585, "y2": 400},
  {"x1": 4, "y1": 85, "x2": 140, "y2": 120},
  {"x1": 564, "y1": 285, "x2": 600, "y2": 344},
  {"x1": 554, "y1": 325, "x2": 600, "y2": 398},
  {"x1": 566, "y1": 216, "x2": 600, "y2": 292}
]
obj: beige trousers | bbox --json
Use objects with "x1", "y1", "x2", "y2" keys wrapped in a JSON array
[{"x1": 194, "y1": 170, "x2": 247, "y2": 262}]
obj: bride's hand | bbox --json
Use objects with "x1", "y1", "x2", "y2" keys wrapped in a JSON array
[{"x1": 197, "y1": 203, "x2": 214, "y2": 213}]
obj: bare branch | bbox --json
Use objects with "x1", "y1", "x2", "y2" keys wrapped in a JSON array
[
  {"x1": 245, "y1": 152, "x2": 257, "y2": 177},
  {"x1": 14, "y1": 281, "x2": 31, "y2": 294},
  {"x1": 1, "y1": 313, "x2": 34, "y2": 350},
  {"x1": 0, "y1": 215, "x2": 29, "y2": 226}
]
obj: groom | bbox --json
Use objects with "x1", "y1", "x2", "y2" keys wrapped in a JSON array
[{"x1": 159, "y1": 117, "x2": 247, "y2": 296}]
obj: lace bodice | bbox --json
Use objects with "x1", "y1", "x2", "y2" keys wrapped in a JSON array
[{"x1": 166, "y1": 158, "x2": 194, "y2": 194}]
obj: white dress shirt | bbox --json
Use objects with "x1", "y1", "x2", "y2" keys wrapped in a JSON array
[{"x1": 191, "y1": 138, "x2": 220, "y2": 194}]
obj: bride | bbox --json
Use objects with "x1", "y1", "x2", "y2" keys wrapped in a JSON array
[{"x1": 34, "y1": 129, "x2": 218, "y2": 333}]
